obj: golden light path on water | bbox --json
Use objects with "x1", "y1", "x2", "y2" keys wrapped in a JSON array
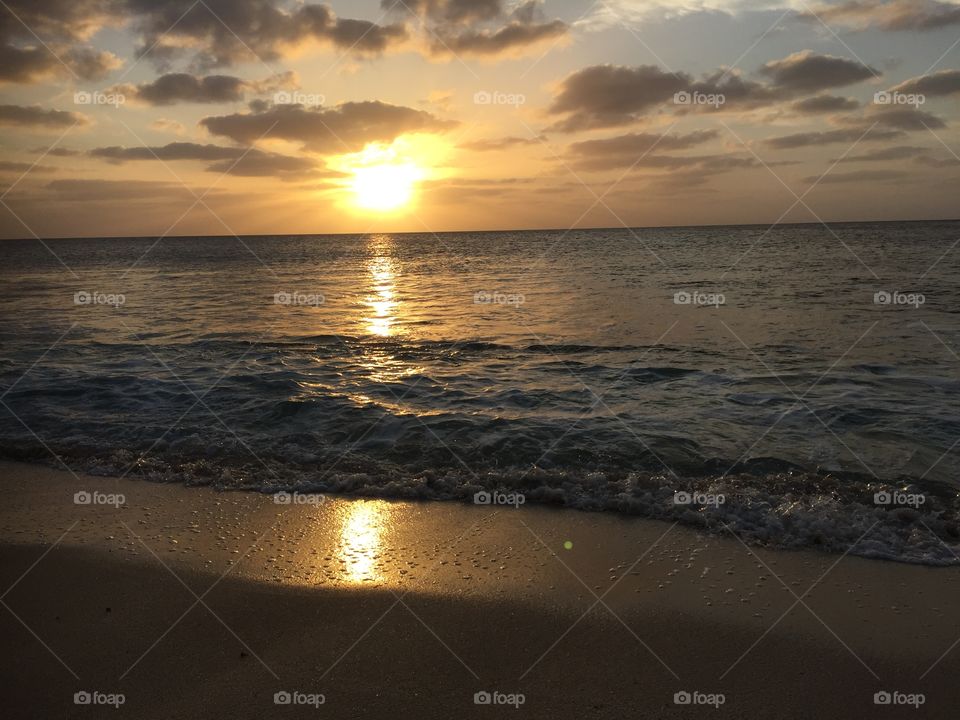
[{"x1": 365, "y1": 235, "x2": 398, "y2": 338}]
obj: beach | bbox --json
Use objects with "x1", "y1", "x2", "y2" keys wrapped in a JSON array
[{"x1": 2, "y1": 460, "x2": 958, "y2": 718}]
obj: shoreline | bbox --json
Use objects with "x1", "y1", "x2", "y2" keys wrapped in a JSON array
[{"x1": 2, "y1": 460, "x2": 960, "y2": 717}]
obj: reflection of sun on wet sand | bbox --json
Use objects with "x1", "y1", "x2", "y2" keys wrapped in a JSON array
[
  {"x1": 338, "y1": 502, "x2": 385, "y2": 583},
  {"x1": 3, "y1": 462, "x2": 960, "y2": 719}
]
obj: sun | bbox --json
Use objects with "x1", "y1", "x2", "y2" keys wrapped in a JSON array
[
  {"x1": 334, "y1": 141, "x2": 427, "y2": 213},
  {"x1": 351, "y1": 161, "x2": 422, "y2": 212}
]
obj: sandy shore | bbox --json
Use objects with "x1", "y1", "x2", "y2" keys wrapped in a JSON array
[{"x1": 1, "y1": 460, "x2": 959, "y2": 718}]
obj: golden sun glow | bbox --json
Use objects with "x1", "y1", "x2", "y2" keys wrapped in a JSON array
[
  {"x1": 332, "y1": 138, "x2": 448, "y2": 214},
  {"x1": 352, "y1": 162, "x2": 421, "y2": 211}
]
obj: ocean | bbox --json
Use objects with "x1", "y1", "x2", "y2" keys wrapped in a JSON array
[{"x1": 1, "y1": 221, "x2": 958, "y2": 563}]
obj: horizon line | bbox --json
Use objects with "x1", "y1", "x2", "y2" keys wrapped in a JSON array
[{"x1": 2, "y1": 216, "x2": 958, "y2": 242}]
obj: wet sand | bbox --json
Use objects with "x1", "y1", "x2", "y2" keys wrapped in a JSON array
[{"x1": 1, "y1": 460, "x2": 959, "y2": 718}]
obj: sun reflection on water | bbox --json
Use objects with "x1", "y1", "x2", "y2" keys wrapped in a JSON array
[{"x1": 365, "y1": 236, "x2": 398, "y2": 337}]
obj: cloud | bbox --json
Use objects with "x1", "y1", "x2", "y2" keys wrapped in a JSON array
[
  {"x1": 802, "y1": 169, "x2": 908, "y2": 183},
  {"x1": 890, "y1": 69, "x2": 960, "y2": 97},
  {"x1": 200, "y1": 101, "x2": 457, "y2": 152},
  {"x1": 759, "y1": 50, "x2": 878, "y2": 91},
  {"x1": 548, "y1": 65, "x2": 689, "y2": 131},
  {"x1": 765, "y1": 126, "x2": 904, "y2": 148},
  {"x1": 0, "y1": 0, "x2": 122, "y2": 82},
  {"x1": 110, "y1": 71, "x2": 297, "y2": 105},
  {"x1": 567, "y1": 129, "x2": 720, "y2": 169},
  {"x1": 863, "y1": 105, "x2": 947, "y2": 129},
  {"x1": 0, "y1": 160, "x2": 56, "y2": 173},
  {"x1": 547, "y1": 52, "x2": 879, "y2": 131},
  {"x1": 836, "y1": 145, "x2": 933, "y2": 161},
  {"x1": 459, "y1": 136, "x2": 541, "y2": 151},
  {"x1": 43, "y1": 178, "x2": 202, "y2": 202},
  {"x1": 791, "y1": 94, "x2": 860, "y2": 113},
  {"x1": 125, "y1": 0, "x2": 407, "y2": 69},
  {"x1": 88, "y1": 141, "x2": 318, "y2": 178},
  {"x1": 150, "y1": 118, "x2": 187, "y2": 135},
  {"x1": 384, "y1": 0, "x2": 569, "y2": 57},
  {"x1": 0, "y1": 104, "x2": 89, "y2": 129},
  {"x1": 802, "y1": 0, "x2": 960, "y2": 31}
]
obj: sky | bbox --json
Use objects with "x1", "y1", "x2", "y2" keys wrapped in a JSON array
[{"x1": 0, "y1": 0, "x2": 958, "y2": 238}]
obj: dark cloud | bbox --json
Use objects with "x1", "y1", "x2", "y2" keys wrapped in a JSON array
[
  {"x1": 459, "y1": 136, "x2": 541, "y2": 151},
  {"x1": 836, "y1": 145, "x2": 933, "y2": 161},
  {"x1": 765, "y1": 127, "x2": 904, "y2": 149},
  {"x1": 864, "y1": 105, "x2": 947, "y2": 130},
  {"x1": 125, "y1": 0, "x2": 407, "y2": 69},
  {"x1": 200, "y1": 101, "x2": 457, "y2": 153},
  {"x1": 0, "y1": 104, "x2": 89, "y2": 129},
  {"x1": 0, "y1": 160, "x2": 56, "y2": 172},
  {"x1": 802, "y1": 0, "x2": 960, "y2": 31},
  {"x1": 548, "y1": 53, "x2": 879, "y2": 132},
  {"x1": 384, "y1": 0, "x2": 568, "y2": 57},
  {"x1": 548, "y1": 65, "x2": 688, "y2": 132},
  {"x1": 890, "y1": 69, "x2": 960, "y2": 97},
  {"x1": 792, "y1": 94, "x2": 861, "y2": 114},
  {"x1": 802, "y1": 169, "x2": 909, "y2": 184},
  {"x1": 88, "y1": 141, "x2": 318, "y2": 178},
  {"x1": 759, "y1": 51, "x2": 878, "y2": 91},
  {"x1": 0, "y1": 0, "x2": 122, "y2": 82},
  {"x1": 109, "y1": 71, "x2": 296, "y2": 105},
  {"x1": 567, "y1": 129, "x2": 720, "y2": 170}
]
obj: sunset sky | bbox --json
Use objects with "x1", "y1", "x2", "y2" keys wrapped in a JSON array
[{"x1": 0, "y1": 0, "x2": 958, "y2": 238}]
